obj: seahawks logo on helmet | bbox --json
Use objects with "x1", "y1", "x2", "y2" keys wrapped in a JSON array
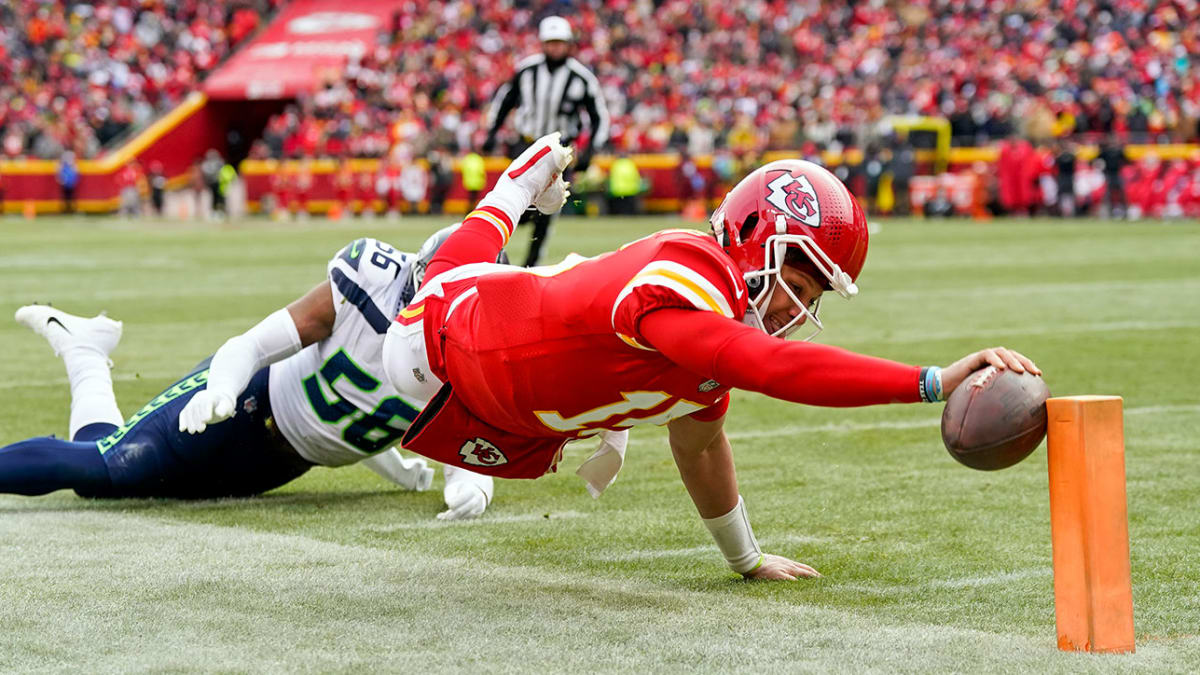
[{"x1": 765, "y1": 171, "x2": 821, "y2": 228}]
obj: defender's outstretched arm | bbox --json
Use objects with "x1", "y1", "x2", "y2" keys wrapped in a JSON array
[{"x1": 178, "y1": 282, "x2": 335, "y2": 434}]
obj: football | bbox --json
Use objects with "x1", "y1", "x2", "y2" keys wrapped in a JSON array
[{"x1": 940, "y1": 366, "x2": 1050, "y2": 470}]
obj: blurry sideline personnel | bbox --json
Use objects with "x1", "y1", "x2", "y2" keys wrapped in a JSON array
[
  {"x1": 889, "y1": 133, "x2": 916, "y2": 216},
  {"x1": 607, "y1": 153, "x2": 644, "y2": 215},
  {"x1": 1054, "y1": 141, "x2": 1077, "y2": 217},
  {"x1": 460, "y1": 150, "x2": 487, "y2": 209},
  {"x1": 148, "y1": 161, "x2": 166, "y2": 216},
  {"x1": 117, "y1": 161, "x2": 145, "y2": 217},
  {"x1": 57, "y1": 151, "x2": 79, "y2": 214},
  {"x1": 218, "y1": 160, "x2": 238, "y2": 218},
  {"x1": 427, "y1": 149, "x2": 453, "y2": 215},
  {"x1": 200, "y1": 149, "x2": 224, "y2": 218},
  {"x1": 1098, "y1": 134, "x2": 1127, "y2": 218},
  {"x1": 482, "y1": 15, "x2": 610, "y2": 266}
]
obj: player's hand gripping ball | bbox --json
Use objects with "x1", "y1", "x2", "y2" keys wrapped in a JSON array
[{"x1": 941, "y1": 366, "x2": 1050, "y2": 470}]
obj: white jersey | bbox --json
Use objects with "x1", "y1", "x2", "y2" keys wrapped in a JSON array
[{"x1": 269, "y1": 238, "x2": 426, "y2": 466}]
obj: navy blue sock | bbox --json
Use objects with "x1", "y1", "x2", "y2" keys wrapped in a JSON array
[
  {"x1": 0, "y1": 437, "x2": 112, "y2": 496},
  {"x1": 73, "y1": 422, "x2": 119, "y2": 443}
]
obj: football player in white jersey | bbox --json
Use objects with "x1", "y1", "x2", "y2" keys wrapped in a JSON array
[
  {"x1": 2, "y1": 133, "x2": 571, "y2": 515},
  {"x1": 2, "y1": 230, "x2": 493, "y2": 519}
]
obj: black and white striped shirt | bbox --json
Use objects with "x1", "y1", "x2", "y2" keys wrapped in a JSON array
[{"x1": 486, "y1": 54, "x2": 610, "y2": 153}]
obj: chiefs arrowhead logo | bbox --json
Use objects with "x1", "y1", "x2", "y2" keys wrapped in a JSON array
[
  {"x1": 765, "y1": 171, "x2": 821, "y2": 227},
  {"x1": 459, "y1": 437, "x2": 508, "y2": 467}
]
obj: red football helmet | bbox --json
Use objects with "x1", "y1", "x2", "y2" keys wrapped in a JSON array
[{"x1": 710, "y1": 159, "x2": 868, "y2": 340}]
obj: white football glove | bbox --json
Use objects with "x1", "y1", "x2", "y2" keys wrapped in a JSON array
[
  {"x1": 360, "y1": 449, "x2": 435, "y2": 491},
  {"x1": 437, "y1": 481, "x2": 490, "y2": 521},
  {"x1": 503, "y1": 132, "x2": 574, "y2": 215},
  {"x1": 178, "y1": 390, "x2": 236, "y2": 434},
  {"x1": 534, "y1": 178, "x2": 571, "y2": 215}
]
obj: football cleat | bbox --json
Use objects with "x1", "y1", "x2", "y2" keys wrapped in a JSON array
[
  {"x1": 15, "y1": 304, "x2": 123, "y2": 359},
  {"x1": 710, "y1": 159, "x2": 869, "y2": 340}
]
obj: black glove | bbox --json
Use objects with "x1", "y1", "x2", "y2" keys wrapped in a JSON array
[{"x1": 481, "y1": 136, "x2": 496, "y2": 155}]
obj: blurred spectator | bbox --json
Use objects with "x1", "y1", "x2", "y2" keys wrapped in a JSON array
[
  {"x1": 426, "y1": 149, "x2": 452, "y2": 215},
  {"x1": 0, "y1": 0, "x2": 282, "y2": 159},
  {"x1": 460, "y1": 150, "x2": 487, "y2": 207},
  {"x1": 148, "y1": 160, "x2": 166, "y2": 215},
  {"x1": 889, "y1": 134, "x2": 916, "y2": 216},
  {"x1": 218, "y1": 159, "x2": 237, "y2": 216},
  {"x1": 398, "y1": 149, "x2": 428, "y2": 214},
  {"x1": 607, "y1": 153, "x2": 645, "y2": 215},
  {"x1": 57, "y1": 151, "x2": 78, "y2": 213},
  {"x1": 116, "y1": 160, "x2": 144, "y2": 216},
  {"x1": 1055, "y1": 141, "x2": 1078, "y2": 217},
  {"x1": 1099, "y1": 134, "x2": 1129, "y2": 218},
  {"x1": 200, "y1": 149, "x2": 224, "y2": 217},
  {"x1": 248, "y1": 0, "x2": 1198, "y2": 175},
  {"x1": 924, "y1": 186, "x2": 956, "y2": 218}
]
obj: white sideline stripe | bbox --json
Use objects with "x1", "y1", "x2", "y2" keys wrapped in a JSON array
[
  {"x1": 840, "y1": 319, "x2": 1200, "y2": 346},
  {"x1": 368, "y1": 509, "x2": 588, "y2": 531}
]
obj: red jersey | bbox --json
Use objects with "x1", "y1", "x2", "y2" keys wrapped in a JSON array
[
  {"x1": 397, "y1": 208, "x2": 921, "y2": 479},
  {"x1": 401, "y1": 229, "x2": 744, "y2": 477}
]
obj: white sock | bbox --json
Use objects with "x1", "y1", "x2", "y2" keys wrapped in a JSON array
[{"x1": 62, "y1": 344, "x2": 124, "y2": 439}]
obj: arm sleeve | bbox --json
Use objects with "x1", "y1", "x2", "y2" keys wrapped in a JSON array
[
  {"x1": 639, "y1": 309, "x2": 922, "y2": 407},
  {"x1": 205, "y1": 308, "x2": 303, "y2": 401}
]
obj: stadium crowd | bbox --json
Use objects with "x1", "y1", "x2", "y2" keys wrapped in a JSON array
[
  {"x1": 248, "y1": 0, "x2": 1200, "y2": 165},
  {"x1": 0, "y1": 0, "x2": 281, "y2": 160},
  {"x1": 3, "y1": 0, "x2": 1198, "y2": 219}
]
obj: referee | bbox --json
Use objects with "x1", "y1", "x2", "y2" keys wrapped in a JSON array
[{"x1": 482, "y1": 15, "x2": 610, "y2": 267}]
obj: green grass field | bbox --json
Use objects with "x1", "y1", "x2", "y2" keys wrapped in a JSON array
[{"x1": 1, "y1": 214, "x2": 1198, "y2": 673}]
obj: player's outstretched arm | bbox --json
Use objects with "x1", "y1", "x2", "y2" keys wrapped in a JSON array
[
  {"x1": 668, "y1": 414, "x2": 820, "y2": 580},
  {"x1": 178, "y1": 281, "x2": 335, "y2": 434}
]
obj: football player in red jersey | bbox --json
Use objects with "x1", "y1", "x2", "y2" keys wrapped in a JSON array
[{"x1": 382, "y1": 133, "x2": 1041, "y2": 580}]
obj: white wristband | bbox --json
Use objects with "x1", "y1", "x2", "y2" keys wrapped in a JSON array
[{"x1": 702, "y1": 495, "x2": 764, "y2": 574}]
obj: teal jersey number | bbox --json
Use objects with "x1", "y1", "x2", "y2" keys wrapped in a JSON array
[{"x1": 303, "y1": 349, "x2": 421, "y2": 454}]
